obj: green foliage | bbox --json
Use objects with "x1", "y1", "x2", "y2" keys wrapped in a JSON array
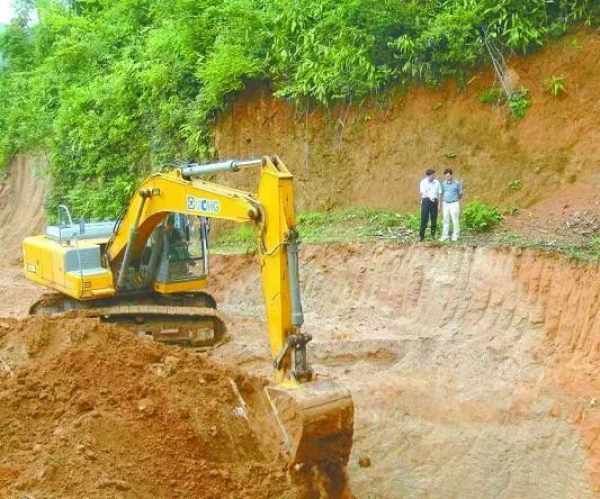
[
  {"x1": 213, "y1": 204, "x2": 511, "y2": 252},
  {"x1": 403, "y1": 213, "x2": 422, "y2": 232},
  {"x1": 212, "y1": 223, "x2": 256, "y2": 252},
  {"x1": 462, "y1": 201, "x2": 503, "y2": 232},
  {"x1": 0, "y1": 0, "x2": 598, "y2": 218},
  {"x1": 507, "y1": 89, "x2": 531, "y2": 119},
  {"x1": 541, "y1": 235, "x2": 600, "y2": 263},
  {"x1": 545, "y1": 75, "x2": 567, "y2": 96},
  {"x1": 479, "y1": 86, "x2": 504, "y2": 104},
  {"x1": 479, "y1": 85, "x2": 532, "y2": 119},
  {"x1": 212, "y1": 207, "x2": 420, "y2": 251},
  {"x1": 298, "y1": 207, "x2": 406, "y2": 242},
  {"x1": 400, "y1": 210, "x2": 443, "y2": 234}
]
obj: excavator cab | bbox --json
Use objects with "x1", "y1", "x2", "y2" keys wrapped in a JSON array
[{"x1": 139, "y1": 213, "x2": 210, "y2": 294}]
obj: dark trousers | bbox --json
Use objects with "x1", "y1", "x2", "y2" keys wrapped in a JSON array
[{"x1": 420, "y1": 198, "x2": 438, "y2": 241}]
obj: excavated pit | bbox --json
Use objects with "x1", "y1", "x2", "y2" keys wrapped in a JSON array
[
  {"x1": 1, "y1": 242, "x2": 599, "y2": 497},
  {"x1": 207, "y1": 244, "x2": 600, "y2": 498}
]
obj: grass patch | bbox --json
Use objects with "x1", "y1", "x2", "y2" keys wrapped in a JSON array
[
  {"x1": 211, "y1": 205, "x2": 600, "y2": 264},
  {"x1": 463, "y1": 231, "x2": 600, "y2": 263},
  {"x1": 479, "y1": 86, "x2": 504, "y2": 105},
  {"x1": 545, "y1": 75, "x2": 567, "y2": 97},
  {"x1": 212, "y1": 224, "x2": 256, "y2": 253},
  {"x1": 212, "y1": 203, "x2": 495, "y2": 253},
  {"x1": 212, "y1": 207, "x2": 418, "y2": 252},
  {"x1": 298, "y1": 208, "x2": 411, "y2": 243}
]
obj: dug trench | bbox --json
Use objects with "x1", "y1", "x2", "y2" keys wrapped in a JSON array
[
  {"x1": 1, "y1": 242, "x2": 599, "y2": 498},
  {"x1": 206, "y1": 243, "x2": 600, "y2": 498}
]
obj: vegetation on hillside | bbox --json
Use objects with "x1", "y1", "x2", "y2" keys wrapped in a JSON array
[
  {"x1": 216, "y1": 201, "x2": 503, "y2": 249},
  {"x1": 0, "y1": 0, "x2": 598, "y2": 219},
  {"x1": 213, "y1": 205, "x2": 600, "y2": 263}
]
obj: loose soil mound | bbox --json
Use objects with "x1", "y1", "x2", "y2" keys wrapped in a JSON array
[
  {"x1": 206, "y1": 243, "x2": 600, "y2": 498},
  {"x1": 0, "y1": 317, "x2": 307, "y2": 498}
]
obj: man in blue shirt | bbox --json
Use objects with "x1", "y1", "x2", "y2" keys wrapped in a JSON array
[{"x1": 440, "y1": 168, "x2": 464, "y2": 241}]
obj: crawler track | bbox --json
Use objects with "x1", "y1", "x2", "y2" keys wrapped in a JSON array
[{"x1": 29, "y1": 292, "x2": 226, "y2": 347}]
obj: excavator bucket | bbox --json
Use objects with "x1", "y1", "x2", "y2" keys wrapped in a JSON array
[{"x1": 265, "y1": 378, "x2": 354, "y2": 466}]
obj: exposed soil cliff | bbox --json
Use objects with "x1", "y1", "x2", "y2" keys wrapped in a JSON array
[
  {"x1": 215, "y1": 29, "x2": 600, "y2": 225},
  {"x1": 0, "y1": 155, "x2": 46, "y2": 265}
]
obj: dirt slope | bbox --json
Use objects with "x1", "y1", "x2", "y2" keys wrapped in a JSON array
[
  {"x1": 0, "y1": 155, "x2": 46, "y2": 265},
  {"x1": 504, "y1": 178, "x2": 600, "y2": 243},
  {"x1": 205, "y1": 244, "x2": 600, "y2": 498},
  {"x1": 0, "y1": 317, "x2": 320, "y2": 499},
  {"x1": 215, "y1": 29, "x2": 600, "y2": 224},
  {"x1": 0, "y1": 156, "x2": 48, "y2": 315}
]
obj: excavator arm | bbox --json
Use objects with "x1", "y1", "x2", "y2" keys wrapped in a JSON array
[
  {"x1": 105, "y1": 157, "x2": 302, "y2": 379},
  {"x1": 105, "y1": 156, "x2": 353, "y2": 466}
]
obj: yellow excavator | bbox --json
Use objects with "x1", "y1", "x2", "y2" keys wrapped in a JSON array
[{"x1": 22, "y1": 155, "x2": 353, "y2": 467}]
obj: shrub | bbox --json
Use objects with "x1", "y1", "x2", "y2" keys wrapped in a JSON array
[
  {"x1": 545, "y1": 75, "x2": 566, "y2": 96},
  {"x1": 507, "y1": 89, "x2": 531, "y2": 119},
  {"x1": 479, "y1": 86, "x2": 504, "y2": 105},
  {"x1": 462, "y1": 201, "x2": 502, "y2": 232}
]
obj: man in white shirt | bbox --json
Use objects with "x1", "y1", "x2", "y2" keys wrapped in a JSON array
[{"x1": 419, "y1": 168, "x2": 441, "y2": 241}]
